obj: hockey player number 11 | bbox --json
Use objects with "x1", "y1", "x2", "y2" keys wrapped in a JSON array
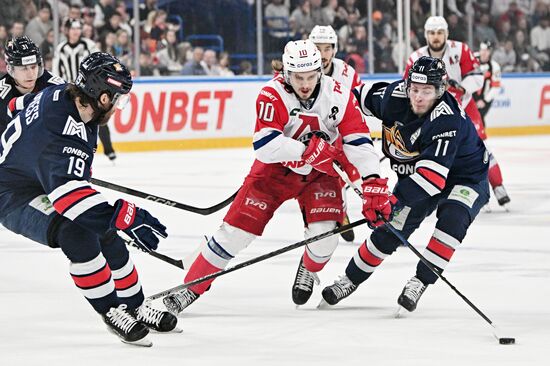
[{"x1": 434, "y1": 139, "x2": 449, "y2": 157}]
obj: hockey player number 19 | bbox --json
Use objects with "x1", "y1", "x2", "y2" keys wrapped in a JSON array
[{"x1": 67, "y1": 156, "x2": 86, "y2": 177}]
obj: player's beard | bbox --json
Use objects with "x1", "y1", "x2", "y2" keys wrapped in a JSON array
[
  {"x1": 428, "y1": 41, "x2": 445, "y2": 53},
  {"x1": 92, "y1": 103, "x2": 115, "y2": 126}
]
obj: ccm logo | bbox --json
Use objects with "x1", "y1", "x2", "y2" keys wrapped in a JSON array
[
  {"x1": 314, "y1": 191, "x2": 336, "y2": 200},
  {"x1": 146, "y1": 195, "x2": 177, "y2": 207},
  {"x1": 245, "y1": 197, "x2": 268, "y2": 210}
]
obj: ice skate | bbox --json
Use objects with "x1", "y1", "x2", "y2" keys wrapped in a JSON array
[
  {"x1": 292, "y1": 259, "x2": 320, "y2": 306},
  {"x1": 163, "y1": 289, "x2": 200, "y2": 316},
  {"x1": 397, "y1": 276, "x2": 427, "y2": 312},
  {"x1": 493, "y1": 185, "x2": 511, "y2": 210},
  {"x1": 133, "y1": 299, "x2": 181, "y2": 333},
  {"x1": 319, "y1": 275, "x2": 357, "y2": 307},
  {"x1": 102, "y1": 304, "x2": 152, "y2": 347}
]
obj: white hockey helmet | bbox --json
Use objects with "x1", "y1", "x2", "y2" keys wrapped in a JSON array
[
  {"x1": 282, "y1": 39, "x2": 322, "y2": 83},
  {"x1": 309, "y1": 25, "x2": 338, "y2": 52},
  {"x1": 424, "y1": 16, "x2": 448, "y2": 34}
]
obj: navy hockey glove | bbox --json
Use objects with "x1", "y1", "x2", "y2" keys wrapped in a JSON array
[
  {"x1": 111, "y1": 199, "x2": 167, "y2": 251},
  {"x1": 302, "y1": 135, "x2": 342, "y2": 177}
]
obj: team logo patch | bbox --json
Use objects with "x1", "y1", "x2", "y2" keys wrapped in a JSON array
[
  {"x1": 448, "y1": 185, "x2": 479, "y2": 208},
  {"x1": 62, "y1": 116, "x2": 88, "y2": 142},
  {"x1": 430, "y1": 101, "x2": 453, "y2": 121}
]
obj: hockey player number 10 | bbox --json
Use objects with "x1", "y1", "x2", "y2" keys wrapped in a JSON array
[{"x1": 258, "y1": 101, "x2": 275, "y2": 122}]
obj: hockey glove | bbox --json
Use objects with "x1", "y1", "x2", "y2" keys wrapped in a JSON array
[
  {"x1": 110, "y1": 199, "x2": 167, "y2": 251},
  {"x1": 302, "y1": 135, "x2": 342, "y2": 177},
  {"x1": 362, "y1": 178, "x2": 393, "y2": 229},
  {"x1": 447, "y1": 79, "x2": 465, "y2": 93}
]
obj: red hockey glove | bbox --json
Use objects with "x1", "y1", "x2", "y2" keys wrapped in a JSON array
[
  {"x1": 110, "y1": 199, "x2": 168, "y2": 251},
  {"x1": 302, "y1": 135, "x2": 342, "y2": 177},
  {"x1": 362, "y1": 177, "x2": 393, "y2": 229}
]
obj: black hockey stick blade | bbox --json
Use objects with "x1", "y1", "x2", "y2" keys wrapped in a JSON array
[
  {"x1": 148, "y1": 250, "x2": 185, "y2": 269},
  {"x1": 91, "y1": 178, "x2": 238, "y2": 215},
  {"x1": 147, "y1": 218, "x2": 367, "y2": 301}
]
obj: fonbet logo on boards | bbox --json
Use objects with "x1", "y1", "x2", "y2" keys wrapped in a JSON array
[{"x1": 62, "y1": 116, "x2": 88, "y2": 142}]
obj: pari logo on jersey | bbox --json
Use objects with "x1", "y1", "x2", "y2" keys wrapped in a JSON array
[{"x1": 62, "y1": 116, "x2": 88, "y2": 142}]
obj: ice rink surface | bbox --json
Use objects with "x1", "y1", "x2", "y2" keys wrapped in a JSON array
[{"x1": 1, "y1": 135, "x2": 549, "y2": 365}]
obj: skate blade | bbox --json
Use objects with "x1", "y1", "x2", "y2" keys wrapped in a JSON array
[
  {"x1": 121, "y1": 337, "x2": 153, "y2": 347},
  {"x1": 150, "y1": 326, "x2": 183, "y2": 334},
  {"x1": 394, "y1": 306, "x2": 405, "y2": 318},
  {"x1": 316, "y1": 299, "x2": 331, "y2": 309}
]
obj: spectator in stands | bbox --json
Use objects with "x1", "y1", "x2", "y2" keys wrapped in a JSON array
[
  {"x1": 530, "y1": 15, "x2": 550, "y2": 69},
  {"x1": 19, "y1": 0, "x2": 37, "y2": 22},
  {"x1": 310, "y1": 0, "x2": 332, "y2": 27},
  {"x1": 447, "y1": 13, "x2": 467, "y2": 42},
  {"x1": 157, "y1": 29, "x2": 183, "y2": 76},
  {"x1": 82, "y1": 23, "x2": 96, "y2": 41},
  {"x1": 25, "y1": 2, "x2": 52, "y2": 46},
  {"x1": 139, "y1": 52, "x2": 159, "y2": 76},
  {"x1": 82, "y1": 7, "x2": 95, "y2": 27},
  {"x1": 290, "y1": 0, "x2": 314, "y2": 38},
  {"x1": 493, "y1": 39, "x2": 517, "y2": 72},
  {"x1": 323, "y1": 0, "x2": 339, "y2": 25},
  {"x1": 115, "y1": 0, "x2": 132, "y2": 36},
  {"x1": 114, "y1": 29, "x2": 132, "y2": 66},
  {"x1": 344, "y1": 38, "x2": 365, "y2": 72},
  {"x1": 331, "y1": 0, "x2": 350, "y2": 30},
  {"x1": 139, "y1": 0, "x2": 158, "y2": 25},
  {"x1": 94, "y1": 0, "x2": 115, "y2": 28},
  {"x1": 9, "y1": 20, "x2": 26, "y2": 38},
  {"x1": 218, "y1": 52, "x2": 235, "y2": 77},
  {"x1": 338, "y1": 10, "x2": 360, "y2": 47},
  {"x1": 411, "y1": 0, "x2": 428, "y2": 40},
  {"x1": 475, "y1": 13, "x2": 498, "y2": 47},
  {"x1": 374, "y1": 35, "x2": 395, "y2": 72},
  {"x1": 531, "y1": 1, "x2": 550, "y2": 26},
  {"x1": 513, "y1": 29, "x2": 533, "y2": 61},
  {"x1": 497, "y1": 19, "x2": 512, "y2": 42},
  {"x1": 201, "y1": 49, "x2": 222, "y2": 76},
  {"x1": 0, "y1": 24, "x2": 8, "y2": 46},
  {"x1": 516, "y1": 52, "x2": 542, "y2": 72},
  {"x1": 150, "y1": 10, "x2": 169, "y2": 46},
  {"x1": 491, "y1": 0, "x2": 517, "y2": 18},
  {"x1": 265, "y1": 0, "x2": 291, "y2": 54},
  {"x1": 181, "y1": 46, "x2": 207, "y2": 76},
  {"x1": 498, "y1": 1, "x2": 525, "y2": 33},
  {"x1": 100, "y1": 31, "x2": 117, "y2": 55},
  {"x1": 372, "y1": 10, "x2": 391, "y2": 40},
  {"x1": 40, "y1": 28, "x2": 55, "y2": 60},
  {"x1": 353, "y1": 24, "x2": 368, "y2": 56},
  {"x1": 67, "y1": 4, "x2": 81, "y2": 24},
  {"x1": 239, "y1": 60, "x2": 253, "y2": 75},
  {"x1": 98, "y1": 11, "x2": 122, "y2": 38}
]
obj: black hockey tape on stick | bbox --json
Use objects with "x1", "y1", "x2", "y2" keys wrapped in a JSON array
[
  {"x1": 118, "y1": 231, "x2": 185, "y2": 270},
  {"x1": 332, "y1": 163, "x2": 516, "y2": 345},
  {"x1": 91, "y1": 178, "x2": 238, "y2": 215},
  {"x1": 147, "y1": 218, "x2": 367, "y2": 301}
]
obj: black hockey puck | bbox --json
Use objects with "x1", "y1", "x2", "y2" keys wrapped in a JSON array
[{"x1": 499, "y1": 337, "x2": 516, "y2": 345}]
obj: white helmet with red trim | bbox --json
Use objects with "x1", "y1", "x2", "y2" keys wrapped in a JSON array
[
  {"x1": 282, "y1": 39, "x2": 322, "y2": 84},
  {"x1": 309, "y1": 25, "x2": 338, "y2": 53},
  {"x1": 424, "y1": 16, "x2": 448, "y2": 35}
]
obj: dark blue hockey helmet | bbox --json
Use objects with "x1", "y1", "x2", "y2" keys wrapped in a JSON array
[
  {"x1": 407, "y1": 56, "x2": 446, "y2": 98},
  {"x1": 75, "y1": 52, "x2": 132, "y2": 108},
  {"x1": 4, "y1": 36, "x2": 44, "y2": 77}
]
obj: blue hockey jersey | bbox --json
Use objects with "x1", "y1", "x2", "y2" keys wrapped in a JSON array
[
  {"x1": 0, "y1": 84, "x2": 115, "y2": 235},
  {"x1": 0, "y1": 70, "x2": 65, "y2": 135},
  {"x1": 359, "y1": 80, "x2": 488, "y2": 205}
]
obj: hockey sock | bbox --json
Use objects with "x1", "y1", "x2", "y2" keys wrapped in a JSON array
[
  {"x1": 488, "y1": 153, "x2": 504, "y2": 188},
  {"x1": 184, "y1": 253, "x2": 222, "y2": 294},
  {"x1": 345, "y1": 238, "x2": 390, "y2": 285}
]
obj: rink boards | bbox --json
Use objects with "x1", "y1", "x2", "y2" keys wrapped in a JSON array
[{"x1": 107, "y1": 73, "x2": 550, "y2": 152}]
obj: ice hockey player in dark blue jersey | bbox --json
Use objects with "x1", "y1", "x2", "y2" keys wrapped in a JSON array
[
  {"x1": 0, "y1": 52, "x2": 177, "y2": 346},
  {"x1": 0, "y1": 36, "x2": 65, "y2": 135},
  {"x1": 321, "y1": 56, "x2": 490, "y2": 312}
]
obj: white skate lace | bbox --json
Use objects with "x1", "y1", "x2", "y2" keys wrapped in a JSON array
[
  {"x1": 136, "y1": 300, "x2": 163, "y2": 327},
  {"x1": 403, "y1": 277, "x2": 426, "y2": 301},
  {"x1": 294, "y1": 264, "x2": 320, "y2": 291},
  {"x1": 106, "y1": 304, "x2": 137, "y2": 333},
  {"x1": 330, "y1": 276, "x2": 356, "y2": 299}
]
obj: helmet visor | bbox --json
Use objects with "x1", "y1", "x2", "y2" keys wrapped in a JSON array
[{"x1": 112, "y1": 92, "x2": 130, "y2": 110}]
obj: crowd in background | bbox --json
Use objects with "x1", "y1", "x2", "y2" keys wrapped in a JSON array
[{"x1": 1, "y1": 0, "x2": 549, "y2": 76}]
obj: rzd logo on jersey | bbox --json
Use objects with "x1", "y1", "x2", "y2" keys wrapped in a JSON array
[
  {"x1": 314, "y1": 191, "x2": 336, "y2": 200},
  {"x1": 245, "y1": 197, "x2": 267, "y2": 210}
]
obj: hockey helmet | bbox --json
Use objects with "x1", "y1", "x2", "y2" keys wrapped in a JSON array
[
  {"x1": 282, "y1": 39, "x2": 322, "y2": 84},
  {"x1": 309, "y1": 25, "x2": 338, "y2": 52},
  {"x1": 75, "y1": 52, "x2": 132, "y2": 109},
  {"x1": 479, "y1": 40, "x2": 493, "y2": 51},
  {"x1": 4, "y1": 36, "x2": 44, "y2": 77},
  {"x1": 424, "y1": 16, "x2": 448, "y2": 34},
  {"x1": 407, "y1": 56, "x2": 447, "y2": 98}
]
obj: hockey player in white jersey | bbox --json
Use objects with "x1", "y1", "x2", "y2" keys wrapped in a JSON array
[
  {"x1": 163, "y1": 40, "x2": 391, "y2": 314},
  {"x1": 405, "y1": 16, "x2": 510, "y2": 208},
  {"x1": 309, "y1": 25, "x2": 363, "y2": 241}
]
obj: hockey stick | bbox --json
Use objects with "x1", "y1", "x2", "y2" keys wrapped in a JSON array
[
  {"x1": 91, "y1": 178, "x2": 238, "y2": 215},
  {"x1": 333, "y1": 163, "x2": 515, "y2": 345},
  {"x1": 118, "y1": 231, "x2": 185, "y2": 270},
  {"x1": 147, "y1": 218, "x2": 367, "y2": 301}
]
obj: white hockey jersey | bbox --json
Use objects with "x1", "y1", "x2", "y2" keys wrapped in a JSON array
[
  {"x1": 252, "y1": 74, "x2": 380, "y2": 178},
  {"x1": 404, "y1": 40, "x2": 483, "y2": 106},
  {"x1": 327, "y1": 58, "x2": 362, "y2": 90}
]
